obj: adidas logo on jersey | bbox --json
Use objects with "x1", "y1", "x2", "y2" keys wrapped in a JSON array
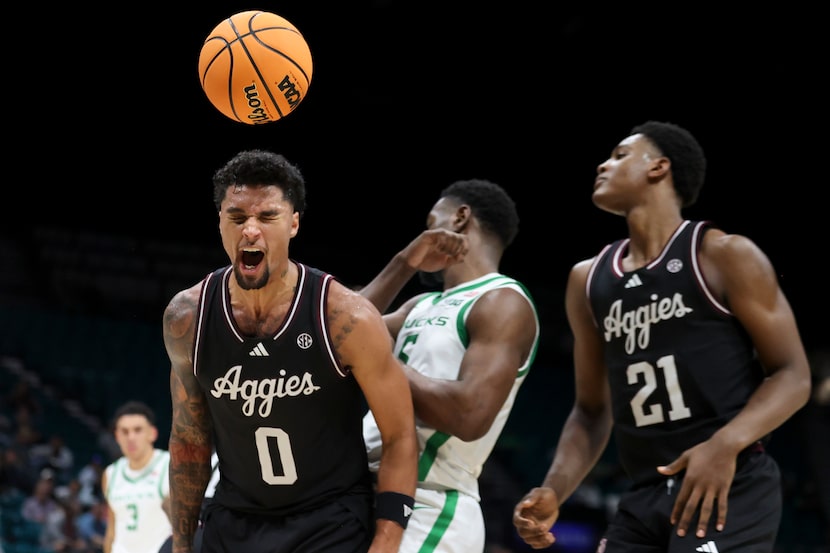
[
  {"x1": 624, "y1": 274, "x2": 643, "y2": 288},
  {"x1": 249, "y1": 342, "x2": 269, "y2": 357},
  {"x1": 696, "y1": 541, "x2": 720, "y2": 553}
]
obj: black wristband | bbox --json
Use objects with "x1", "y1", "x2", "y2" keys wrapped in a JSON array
[{"x1": 375, "y1": 491, "x2": 415, "y2": 529}]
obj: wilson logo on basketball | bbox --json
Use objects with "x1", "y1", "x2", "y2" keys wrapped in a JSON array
[{"x1": 243, "y1": 83, "x2": 271, "y2": 124}]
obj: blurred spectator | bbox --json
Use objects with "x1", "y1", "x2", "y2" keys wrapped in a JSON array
[
  {"x1": 55, "y1": 477, "x2": 85, "y2": 513},
  {"x1": 76, "y1": 500, "x2": 108, "y2": 553},
  {"x1": 41, "y1": 496, "x2": 88, "y2": 552},
  {"x1": 10, "y1": 406, "x2": 45, "y2": 493},
  {"x1": 21, "y1": 473, "x2": 60, "y2": 525},
  {"x1": 30, "y1": 433, "x2": 75, "y2": 485},
  {"x1": 76, "y1": 453, "x2": 105, "y2": 507},
  {"x1": 0, "y1": 446, "x2": 37, "y2": 495}
]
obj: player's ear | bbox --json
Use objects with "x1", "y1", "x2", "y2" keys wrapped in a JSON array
[
  {"x1": 453, "y1": 205, "x2": 472, "y2": 232},
  {"x1": 649, "y1": 156, "x2": 671, "y2": 180},
  {"x1": 290, "y1": 211, "x2": 300, "y2": 237}
]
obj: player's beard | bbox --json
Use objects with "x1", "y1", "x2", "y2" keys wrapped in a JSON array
[
  {"x1": 417, "y1": 269, "x2": 444, "y2": 290},
  {"x1": 234, "y1": 265, "x2": 270, "y2": 290}
]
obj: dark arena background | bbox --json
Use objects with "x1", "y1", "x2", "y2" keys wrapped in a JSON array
[{"x1": 1, "y1": 2, "x2": 825, "y2": 552}]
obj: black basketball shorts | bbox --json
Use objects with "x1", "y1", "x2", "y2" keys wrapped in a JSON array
[
  {"x1": 200, "y1": 494, "x2": 373, "y2": 553},
  {"x1": 599, "y1": 450, "x2": 781, "y2": 553}
]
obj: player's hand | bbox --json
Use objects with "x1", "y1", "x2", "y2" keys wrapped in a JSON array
[
  {"x1": 400, "y1": 229, "x2": 468, "y2": 273},
  {"x1": 512, "y1": 487, "x2": 560, "y2": 549},
  {"x1": 657, "y1": 438, "x2": 737, "y2": 539}
]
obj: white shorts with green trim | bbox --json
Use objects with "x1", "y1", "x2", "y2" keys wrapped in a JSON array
[{"x1": 400, "y1": 486, "x2": 484, "y2": 553}]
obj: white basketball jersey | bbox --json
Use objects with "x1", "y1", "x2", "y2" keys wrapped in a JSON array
[
  {"x1": 364, "y1": 273, "x2": 539, "y2": 500},
  {"x1": 105, "y1": 448, "x2": 172, "y2": 553}
]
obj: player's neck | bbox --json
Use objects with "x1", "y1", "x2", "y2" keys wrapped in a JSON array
[
  {"x1": 623, "y1": 212, "x2": 685, "y2": 270},
  {"x1": 128, "y1": 448, "x2": 155, "y2": 471},
  {"x1": 442, "y1": 253, "x2": 500, "y2": 290},
  {"x1": 230, "y1": 260, "x2": 298, "y2": 313}
]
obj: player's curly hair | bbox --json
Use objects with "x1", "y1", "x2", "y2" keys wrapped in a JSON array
[
  {"x1": 212, "y1": 149, "x2": 307, "y2": 216},
  {"x1": 631, "y1": 121, "x2": 707, "y2": 207},
  {"x1": 440, "y1": 179, "x2": 519, "y2": 247}
]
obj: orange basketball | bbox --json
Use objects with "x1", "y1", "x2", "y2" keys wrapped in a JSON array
[{"x1": 198, "y1": 10, "x2": 313, "y2": 125}]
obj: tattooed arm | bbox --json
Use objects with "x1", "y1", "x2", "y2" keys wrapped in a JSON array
[{"x1": 163, "y1": 283, "x2": 215, "y2": 553}]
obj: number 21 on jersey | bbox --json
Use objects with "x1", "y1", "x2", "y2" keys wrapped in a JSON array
[{"x1": 628, "y1": 354, "x2": 691, "y2": 427}]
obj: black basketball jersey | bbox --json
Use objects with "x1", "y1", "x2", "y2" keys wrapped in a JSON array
[
  {"x1": 192, "y1": 263, "x2": 372, "y2": 516},
  {"x1": 587, "y1": 220, "x2": 765, "y2": 486}
]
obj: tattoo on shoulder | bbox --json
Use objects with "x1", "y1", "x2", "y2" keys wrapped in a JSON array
[{"x1": 328, "y1": 303, "x2": 359, "y2": 345}]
